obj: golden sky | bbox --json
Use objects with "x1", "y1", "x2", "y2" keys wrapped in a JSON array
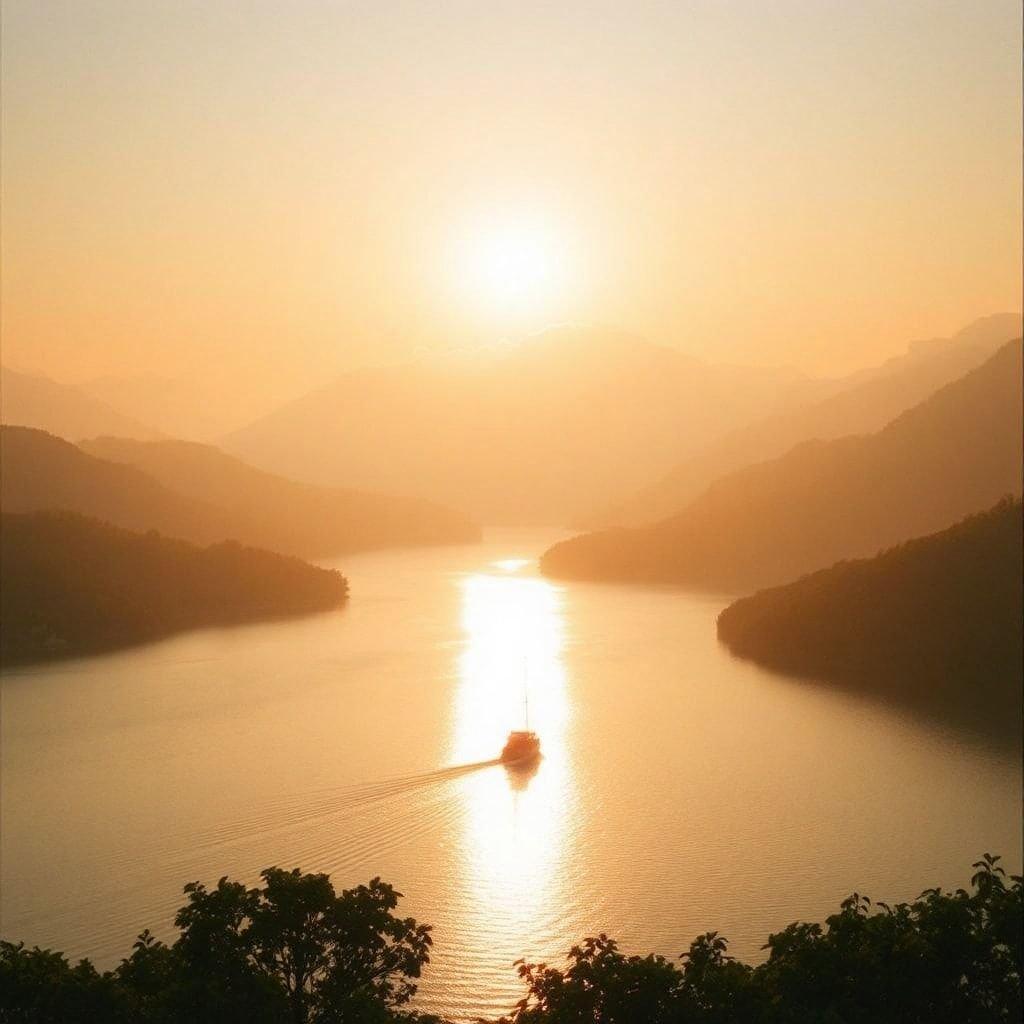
[{"x1": 2, "y1": 0, "x2": 1021, "y2": 397}]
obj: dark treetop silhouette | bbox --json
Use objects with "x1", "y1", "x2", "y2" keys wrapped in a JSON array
[{"x1": 1, "y1": 855, "x2": 1020, "y2": 1023}]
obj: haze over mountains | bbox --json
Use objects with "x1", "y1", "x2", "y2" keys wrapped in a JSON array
[
  {"x1": 2, "y1": 427, "x2": 477, "y2": 559},
  {"x1": 542, "y1": 338, "x2": 1023, "y2": 591},
  {"x1": 7, "y1": 316, "x2": 1016, "y2": 533},
  {"x1": 223, "y1": 326, "x2": 828, "y2": 525},
  {"x1": 1, "y1": 366, "x2": 160, "y2": 442},
  {"x1": 81, "y1": 435, "x2": 480, "y2": 556},
  {"x1": 587, "y1": 314, "x2": 1021, "y2": 527},
  {"x1": 2, "y1": 427, "x2": 228, "y2": 544},
  {"x1": 80, "y1": 370, "x2": 311, "y2": 442},
  {"x1": 221, "y1": 318, "x2": 1021, "y2": 526},
  {"x1": 0, "y1": 364, "x2": 310, "y2": 444}
]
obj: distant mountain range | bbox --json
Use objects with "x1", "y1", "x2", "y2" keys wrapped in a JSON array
[
  {"x1": 585, "y1": 314, "x2": 1021, "y2": 527},
  {"x1": 80, "y1": 370, "x2": 308, "y2": 442},
  {"x1": 717, "y1": 499, "x2": 1023, "y2": 741},
  {"x1": 1, "y1": 365, "x2": 160, "y2": 442},
  {"x1": 81, "y1": 435, "x2": 480, "y2": 556},
  {"x1": 1, "y1": 511, "x2": 348, "y2": 665},
  {"x1": 10, "y1": 316, "x2": 1016, "y2": 530},
  {"x1": 1, "y1": 427, "x2": 478, "y2": 558},
  {"x1": 541, "y1": 338, "x2": 1023, "y2": 591},
  {"x1": 2, "y1": 426, "x2": 228, "y2": 543},
  {"x1": 222, "y1": 326, "x2": 828, "y2": 524}
]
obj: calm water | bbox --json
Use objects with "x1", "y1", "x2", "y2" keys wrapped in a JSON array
[{"x1": 2, "y1": 530, "x2": 1020, "y2": 1020}]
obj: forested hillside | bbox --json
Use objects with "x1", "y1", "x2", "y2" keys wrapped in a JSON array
[
  {"x1": 1, "y1": 512, "x2": 348, "y2": 664},
  {"x1": 717, "y1": 499, "x2": 1023, "y2": 738}
]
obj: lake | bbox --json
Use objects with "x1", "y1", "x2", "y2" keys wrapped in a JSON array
[{"x1": 2, "y1": 530, "x2": 1020, "y2": 1020}]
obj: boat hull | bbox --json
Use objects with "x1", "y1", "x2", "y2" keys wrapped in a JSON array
[{"x1": 500, "y1": 730, "x2": 541, "y2": 765}]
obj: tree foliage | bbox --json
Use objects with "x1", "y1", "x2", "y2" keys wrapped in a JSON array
[
  {"x1": 1, "y1": 868, "x2": 434, "y2": 1024},
  {"x1": 1, "y1": 857, "x2": 1020, "y2": 1023},
  {"x1": 501, "y1": 854, "x2": 1023, "y2": 1024}
]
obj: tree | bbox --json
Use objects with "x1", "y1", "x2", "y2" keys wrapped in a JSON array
[
  {"x1": 0, "y1": 941, "x2": 127, "y2": 1024},
  {"x1": 504, "y1": 933, "x2": 688, "y2": 1024},
  {"x1": 160, "y1": 876, "x2": 283, "y2": 1024},
  {"x1": 163, "y1": 868, "x2": 433, "y2": 1024},
  {"x1": 503, "y1": 859, "x2": 1023, "y2": 1024}
]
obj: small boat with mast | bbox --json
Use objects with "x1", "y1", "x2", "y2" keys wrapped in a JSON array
[{"x1": 500, "y1": 663, "x2": 541, "y2": 766}]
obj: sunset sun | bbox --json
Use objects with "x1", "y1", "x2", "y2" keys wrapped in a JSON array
[{"x1": 454, "y1": 216, "x2": 570, "y2": 321}]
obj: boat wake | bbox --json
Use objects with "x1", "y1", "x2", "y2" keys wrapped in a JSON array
[
  {"x1": 13, "y1": 758, "x2": 504, "y2": 963},
  {"x1": 186, "y1": 759, "x2": 502, "y2": 851}
]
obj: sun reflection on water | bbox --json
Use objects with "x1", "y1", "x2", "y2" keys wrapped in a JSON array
[
  {"x1": 491, "y1": 557, "x2": 531, "y2": 573},
  {"x1": 449, "y1": 561, "x2": 575, "y2": 950}
]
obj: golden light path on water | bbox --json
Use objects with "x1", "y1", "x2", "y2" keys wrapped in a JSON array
[{"x1": 442, "y1": 559, "x2": 576, "y2": 1006}]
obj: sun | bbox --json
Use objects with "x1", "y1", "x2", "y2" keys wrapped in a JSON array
[
  {"x1": 474, "y1": 226, "x2": 557, "y2": 306},
  {"x1": 453, "y1": 215, "x2": 570, "y2": 323}
]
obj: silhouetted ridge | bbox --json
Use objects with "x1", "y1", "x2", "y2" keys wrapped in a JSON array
[
  {"x1": 0, "y1": 511, "x2": 348, "y2": 665},
  {"x1": 588, "y1": 314, "x2": 1021, "y2": 527},
  {"x1": 716, "y1": 499, "x2": 1023, "y2": 737},
  {"x1": 1, "y1": 426, "x2": 230, "y2": 544},
  {"x1": 1, "y1": 426, "x2": 479, "y2": 557},
  {"x1": 1, "y1": 365, "x2": 160, "y2": 441},
  {"x1": 80, "y1": 435, "x2": 480, "y2": 556},
  {"x1": 541, "y1": 339, "x2": 1023, "y2": 590},
  {"x1": 222, "y1": 326, "x2": 822, "y2": 524}
]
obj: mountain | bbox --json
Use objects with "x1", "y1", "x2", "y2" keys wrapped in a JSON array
[
  {"x1": 1, "y1": 511, "x2": 347, "y2": 665},
  {"x1": 588, "y1": 314, "x2": 1021, "y2": 527},
  {"x1": 717, "y1": 499, "x2": 1023, "y2": 740},
  {"x1": 80, "y1": 436, "x2": 480, "y2": 556},
  {"x1": 80, "y1": 370, "x2": 307, "y2": 441},
  {"x1": 1, "y1": 427, "x2": 478, "y2": 557},
  {"x1": 1, "y1": 426, "x2": 229, "y2": 544},
  {"x1": 541, "y1": 339, "x2": 1023, "y2": 591},
  {"x1": 222, "y1": 326, "x2": 824, "y2": 525},
  {"x1": 0, "y1": 366, "x2": 159, "y2": 441}
]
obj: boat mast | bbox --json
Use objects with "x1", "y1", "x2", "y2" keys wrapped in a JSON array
[{"x1": 523, "y1": 656, "x2": 530, "y2": 730}]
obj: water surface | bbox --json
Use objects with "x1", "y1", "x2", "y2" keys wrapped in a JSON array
[{"x1": 2, "y1": 530, "x2": 1020, "y2": 1020}]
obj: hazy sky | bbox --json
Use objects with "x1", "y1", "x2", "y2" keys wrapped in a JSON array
[{"x1": 2, "y1": 0, "x2": 1021, "y2": 396}]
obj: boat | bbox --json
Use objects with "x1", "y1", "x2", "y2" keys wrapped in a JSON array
[
  {"x1": 500, "y1": 662, "x2": 541, "y2": 766},
  {"x1": 501, "y1": 729, "x2": 541, "y2": 765}
]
